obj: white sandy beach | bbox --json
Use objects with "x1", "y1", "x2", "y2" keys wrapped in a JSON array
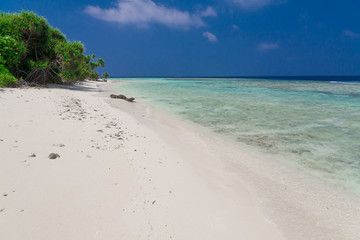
[{"x1": 1, "y1": 81, "x2": 360, "y2": 240}]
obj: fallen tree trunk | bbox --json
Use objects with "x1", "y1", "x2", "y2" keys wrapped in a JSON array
[{"x1": 110, "y1": 94, "x2": 135, "y2": 102}]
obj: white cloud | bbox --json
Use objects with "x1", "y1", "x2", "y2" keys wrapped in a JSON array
[
  {"x1": 257, "y1": 42, "x2": 279, "y2": 52},
  {"x1": 85, "y1": 0, "x2": 216, "y2": 28},
  {"x1": 343, "y1": 30, "x2": 360, "y2": 39},
  {"x1": 203, "y1": 31, "x2": 218, "y2": 42},
  {"x1": 230, "y1": 0, "x2": 287, "y2": 10},
  {"x1": 199, "y1": 6, "x2": 217, "y2": 17},
  {"x1": 232, "y1": 24, "x2": 240, "y2": 30}
]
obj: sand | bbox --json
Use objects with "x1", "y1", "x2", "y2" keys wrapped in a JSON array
[{"x1": 1, "y1": 81, "x2": 359, "y2": 240}]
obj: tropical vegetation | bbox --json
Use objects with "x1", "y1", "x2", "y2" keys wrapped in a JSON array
[{"x1": 0, "y1": 11, "x2": 106, "y2": 87}]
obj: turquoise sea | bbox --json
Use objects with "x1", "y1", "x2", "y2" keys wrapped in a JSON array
[{"x1": 112, "y1": 77, "x2": 360, "y2": 195}]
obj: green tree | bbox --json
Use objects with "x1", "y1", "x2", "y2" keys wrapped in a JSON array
[
  {"x1": 54, "y1": 41, "x2": 89, "y2": 82},
  {"x1": 0, "y1": 11, "x2": 106, "y2": 86},
  {"x1": 97, "y1": 58, "x2": 105, "y2": 68},
  {"x1": 102, "y1": 72, "x2": 109, "y2": 79}
]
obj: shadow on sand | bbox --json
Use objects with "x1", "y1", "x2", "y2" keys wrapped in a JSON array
[{"x1": 47, "y1": 81, "x2": 104, "y2": 92}]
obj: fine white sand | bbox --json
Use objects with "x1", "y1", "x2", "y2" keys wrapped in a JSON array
[{"x1": 1, "y1": 81, "x2": 360, "y2": 240}]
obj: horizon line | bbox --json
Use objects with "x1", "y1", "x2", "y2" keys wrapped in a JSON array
[{"x1": 108, "y1": 75, "x2": 360, "y2": 79}]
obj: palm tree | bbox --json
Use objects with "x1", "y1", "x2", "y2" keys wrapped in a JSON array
[
  {"x1": 102, "y1": 72, "x2": 109, "y2": 80},
  {"x1": 97, "y1": 58, "x2": 105, "y2": 68}
]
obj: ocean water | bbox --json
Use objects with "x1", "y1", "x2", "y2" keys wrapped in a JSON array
[{"x1": 112, "y1": 77, "x2": 360, "y2": 195}]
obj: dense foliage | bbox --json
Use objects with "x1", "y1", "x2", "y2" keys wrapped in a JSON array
[
  {"x1": 0, "y1": 56, "x2": 17, "y2": 86},
  {"x1": 0, "y1": 11, "x2": 106, "y2": 87}
]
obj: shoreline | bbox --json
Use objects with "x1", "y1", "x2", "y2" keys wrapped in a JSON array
[
  {"x1": 106, "y1": 80, "x2": 360, "y2": 239},
  {"x1": 0, "y1": 81, "x2": 359, "y2": 239}
]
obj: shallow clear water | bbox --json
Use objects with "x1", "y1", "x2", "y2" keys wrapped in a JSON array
[{"x1": 112, "y1": 77, "x2": 360, "y2": 195}]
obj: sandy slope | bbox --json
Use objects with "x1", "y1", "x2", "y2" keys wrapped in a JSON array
[{"x1": 0, "y1": 81, "x2": 286, "y2": 240}]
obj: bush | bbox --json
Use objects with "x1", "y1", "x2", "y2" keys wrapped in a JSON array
[
  {"x1": 0, "y1": 69, "x2": 17, "y2": 87},
  {"x1": 0, "y1": 59, "x2": 17, "y2": 86},
  {"x1": 0, "y1": 35, "x2": 26, "y2": 73}
]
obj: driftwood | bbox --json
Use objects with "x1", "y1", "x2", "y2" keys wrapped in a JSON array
[{"x1": 110, "y1": 94, "x2": 135, "y2": 102}]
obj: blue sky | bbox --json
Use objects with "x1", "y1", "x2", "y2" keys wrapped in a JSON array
[{"x1": 1, "y1": 0, "x2": 360, "y2": 76}]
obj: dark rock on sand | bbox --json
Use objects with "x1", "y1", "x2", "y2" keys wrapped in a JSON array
[
  {"x1": 48, "y1": 153, "x2": 60, "y2": 159},
  {"x1": 28, "y1": 153, "x2": 36, "y2": 157}
]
